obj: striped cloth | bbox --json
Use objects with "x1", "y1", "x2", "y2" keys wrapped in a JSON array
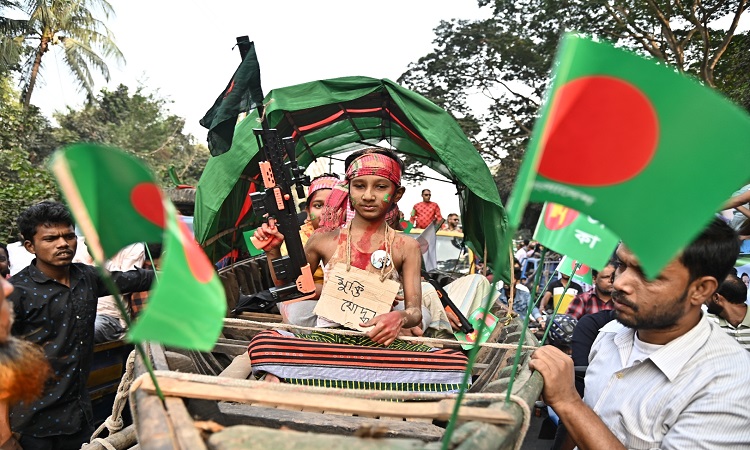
[
  {"x1": 247, "y1": 330, "x2": 470, "y2": 393},
  {"x1": 707, "y1": 308, "x2": 750, "y2": 351}
]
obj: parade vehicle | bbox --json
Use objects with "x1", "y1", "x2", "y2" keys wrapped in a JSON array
[{"x1": 90, "y1": 40, "x2": 543, "y2": 450}]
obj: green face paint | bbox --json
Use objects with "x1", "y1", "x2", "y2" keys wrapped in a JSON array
[
  {"x1": 350, "y1": 199, "x2": 357, "y2": 206},
  {"x1": 383, "y1": 193, "x2": 390, "y2": 202},
  {"x1": 309, "y1": 212, "x2": 316, "y2": 220}
]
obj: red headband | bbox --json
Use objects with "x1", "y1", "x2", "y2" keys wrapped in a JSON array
[
  {"x1": 307, "y1": 176, "x2": 339, "y2": 199},
  {"x1": 319, "y1": 153, "x2": 402, "y2": 230}
]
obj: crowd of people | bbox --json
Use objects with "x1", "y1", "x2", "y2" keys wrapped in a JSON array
[{"x1": 2, "y1": 149, "x2": 750, "y2": 450}]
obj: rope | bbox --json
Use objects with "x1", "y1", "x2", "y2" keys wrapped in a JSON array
[
  {"x1": 90, "y1": 350, "x2": 136, "y2": 442},
  {"x1": 223, "y1": 318, "x2": 537, "y2": 351},
  {"x1": 90, "y1": 438, "x2": 118, "y2": 450},
  {"x1": 509, "y1": 394, "x2": 532, "y2": 450}
]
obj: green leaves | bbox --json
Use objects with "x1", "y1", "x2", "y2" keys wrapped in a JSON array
[{"x1": 17, "y1": 0, "x2": 125, "y2": 107}]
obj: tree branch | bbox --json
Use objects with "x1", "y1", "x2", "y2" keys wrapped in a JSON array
[
  {"x1": 706, "y1": 0, "x2": 748, "y2": 86},
  {"x1": 644, "y1": 0, "x2": 683, "y2": 67},
  {"x1": 604, "y1": 2, "x2": 666, "y2": 60}
]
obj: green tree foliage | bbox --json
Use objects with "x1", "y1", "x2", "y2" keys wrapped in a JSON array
[
  {"x1": 0, "y1": 1, "x2": 28, "y2": 71},
  {"x1": 400, "y1": 0, "x2": 748, "y2": 230},
  {"x1": 0, "y1": 78, "x2": 208, "y2": 241},
  {"x1": 716, "y1": 32, "x2": 750, "y2": 111},
  {"x1": 54, "y1": 84, "x2": 210, "y2": 186},
  {"x1": 12, "y1": 0, "x2": 125, "y2": 108},
  {"x1": 0, "y1": 76, "x2": 60, "y2": 241}
]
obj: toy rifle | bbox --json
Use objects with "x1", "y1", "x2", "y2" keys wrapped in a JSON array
[
  {"x1": 229, "y1": 36, "x2": 315, "y2": 303},
  {"x1": 421, "y1": 271, "x2": 474, "y2": 334},
  {"x1": 249, "y1": 127, "x2": 316, "y2": 302}
]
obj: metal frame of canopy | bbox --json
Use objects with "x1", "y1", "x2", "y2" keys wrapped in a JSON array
[{"x1": 194, "y1": 76, "x2": 510, "y2": 282}]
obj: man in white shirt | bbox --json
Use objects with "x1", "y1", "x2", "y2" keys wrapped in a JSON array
[{"x1": 530, "y1": 218, "x2": 750, "y2": 449}]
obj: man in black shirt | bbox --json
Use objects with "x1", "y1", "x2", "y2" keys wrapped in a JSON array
[
  {"x1": 8, "y1": 202, "x2": 154, "y2": 450},
  {"x1": 540, "y1": 272, "x2": 584, "y2": 314}
]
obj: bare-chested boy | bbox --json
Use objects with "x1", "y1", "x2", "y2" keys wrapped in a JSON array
[{"x1": 254, "y1": 148, "x2": 422, "y2": 345}]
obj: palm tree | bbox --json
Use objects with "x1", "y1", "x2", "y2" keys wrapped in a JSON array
[
  {"x1": 0, "y1": 1, "x2": 28, "y2": 71},
  {"x1": 17, "y1": 0, "x2": 124, "y2": 108}
]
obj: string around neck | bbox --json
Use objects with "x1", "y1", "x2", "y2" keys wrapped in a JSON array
[{"x1": 345, "y1": 221, "x2": 395, "y2": 282}]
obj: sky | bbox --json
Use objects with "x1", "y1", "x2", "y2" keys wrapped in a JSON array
[{"x1": 28, "y1": 0, "x2": 491, "y2": 219}]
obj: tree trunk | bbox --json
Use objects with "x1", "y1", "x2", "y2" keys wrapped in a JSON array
[{"x1": 22, "y1": 35, "x2": 50, "y2": 109}]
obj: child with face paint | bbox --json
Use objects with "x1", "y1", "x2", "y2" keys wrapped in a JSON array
[
  {"x1": 248, "y1": 149, "x2": 474, "y2": 390},
  {"x1": 254, "y1": 150, "x2": 422, "y2": 344},
  {"x1": 308, "y1": 148, "x2": 422, "y2": 345},
  {"x1": 253, "y1": 174, "x2": 340, "y2": 326}
]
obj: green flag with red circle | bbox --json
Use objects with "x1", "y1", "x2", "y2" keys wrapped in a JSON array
[
  {"x1": 507, "y1": 34, "x2": 750, "y2": 279},
  {"x1": 556, "y1": 255, "x2": 593, "y2": 285},
  {"x1": 128, "y1": 204, "x2": 226, "y2": 350},
  {"x1": 51, "y1": 143, "x2": 226, "y2": 351},
  {"x1": 534, "y1": 202, "x2": 619, "y2": 270}
]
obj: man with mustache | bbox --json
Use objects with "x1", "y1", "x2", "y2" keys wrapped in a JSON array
[
  {"x1": 8, "y1": 202, "x2": 154, "y2": 450},
  {"x1": 530, "y1": 218, "x2": 750, "y2": 449},
  {"x1": 706, "y1": 274, "x2": 750, "y2": 350}
]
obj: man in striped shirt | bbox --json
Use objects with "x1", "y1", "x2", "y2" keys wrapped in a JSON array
[
  {"x1": 565, "y1": 263, "x2": 616, "y2": 320},
  {"x1": 530, "y1": 218, "x2": 750, "y2": 449},
  {"x1": 706, "y1": 273, "x2": 750, "y2": 350}
]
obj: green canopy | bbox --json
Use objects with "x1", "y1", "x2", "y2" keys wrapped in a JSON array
[{"x1": 195, "y1": 76, "x2": 510, "y2": 281}]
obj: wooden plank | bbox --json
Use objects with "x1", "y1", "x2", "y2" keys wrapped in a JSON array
[
  {"x1": 217, "y1": 403, "x2": 444, "y2": 442},
  {"x1": 211, "y1": 342, "x2": 247, "y2": 357},
  {"x1": 206, "y1": 424, "x2": 425, "y2": 450},
  {"x1": 137, "y1": 376, "x2": 514, "y2": 425},
  {"x1": 164, "y1": 397, "x2": 208, "y2": 450},
  {"x1": 131, "y1": 347, "x2": 180, "y2": 450},
  {"x1": 86, "y1": 364, "x2": 123, "y2": 389},
  {"x1": 150, "y1": 342, "x2": 170, "y2": 371},
  {"x1": 235, "y1": 312, "x2": 283, "y2": 322},
  {"x1": 94, "y1": 339, "x2": 128, "y2": 352}
]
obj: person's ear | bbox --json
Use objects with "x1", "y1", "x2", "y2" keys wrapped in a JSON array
[
  {"x1": 392, "y1": 186, "x2": 406, "y2": 203},
  {"x1": 688, "y1": 276, "x2": 719, "y2": 306},
  {"x1": 23, "y1": 239, "x2": 36, "y2": 255}
]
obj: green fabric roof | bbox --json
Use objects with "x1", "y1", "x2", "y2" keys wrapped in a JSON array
[{"x1": 195, "y1": 76, "x2": 510, "y2": 281}]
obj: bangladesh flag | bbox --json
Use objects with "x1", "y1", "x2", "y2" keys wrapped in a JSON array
[
  {"x1": 128, "y1": 205, "x2": 226, "y2": 350},
  {"x1": 52, "y1": 144, "x2": 226, "y2": 351},
  {"x1": 507, "y1": 34, "x2": 750, "y2": 279},
  {"x1": 50, "y1": 145, "x2": 164, "y2": 262},
  {"x1": 534, "y1": 202, "x2": 619, "y2": 270},
  {"x1": 556, "y1": 255, "x2": 593, "y2": 285},
  {"x1": 200, "y1": 40, "x2": 265, "y2": 156}
]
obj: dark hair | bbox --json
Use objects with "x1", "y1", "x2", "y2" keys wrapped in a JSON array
[
  {"x1": 523, "y1": 239, "x2": 530, "y2": 246},
  {"x1": 679, "y1": 218, "x2": 740, "y2": 284},
  {"x1": 591, "y1": 262, "x2": 616, "y2": 279},
  {"x1": 311, "y1": 173, "x2": 340, "y2": 182},
  {"x1": 144, "y1": 242, "x2": 163, "y2": 259},
  {"x1": 344, "y1": 148, "x2": 405, "y2": 176},
  {"x1": 421, "y1": 189, "x2": 430, "y2": 195},
  {"x1": 514, "y1": 267, "x2": 522, "y2": 280},
  {"x1": 0, "y1": 242, "x2": 7, "y2": 256},
  {"x1": 739, "y1": 218, "x2": 750, "y2": 237},
  {"x1": 17, "y1": 201, "x2": 75, "y2": 242},
  {"x1": 717, "y1": 274, "x2": 747, "y2": 305}
]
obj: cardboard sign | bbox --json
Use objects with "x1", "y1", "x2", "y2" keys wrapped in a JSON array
[
  {"x1": 454, "y1": 309, "x2": 499, "y2": 350},
  {"x1": 314, "y1": 263, "x2": 400, "y2": 331}
]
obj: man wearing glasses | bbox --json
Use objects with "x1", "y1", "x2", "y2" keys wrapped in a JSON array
[{"x1": 410, "y1": 189, "x2": 443, "y2": 229}]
